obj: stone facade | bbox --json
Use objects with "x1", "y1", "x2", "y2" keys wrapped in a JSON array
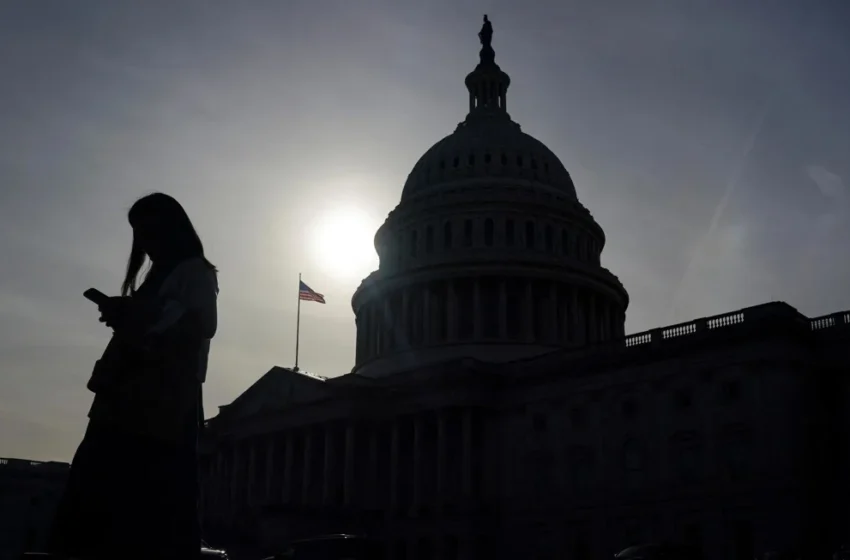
[
  {"x1": 0, "y1": 457, "x2": 69, "y2": 560},
  {"x1": 200, "y1": 304, "x2": 850, "y2": 559},
  {"x1": 200, "y1": 19, "x2": 850, "y2": 560}
]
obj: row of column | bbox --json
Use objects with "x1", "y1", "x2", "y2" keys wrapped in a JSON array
[
  {"x1": 202, "y1": 408, "x2": 480, "y2": 520},
  {"x1": 355, "y1": 279, "x2": 625, "y2": 364}
]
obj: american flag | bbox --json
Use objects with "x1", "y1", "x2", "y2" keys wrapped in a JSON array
[{"x1": 299, "y1": 280, "x2": 326, "y2": 304}]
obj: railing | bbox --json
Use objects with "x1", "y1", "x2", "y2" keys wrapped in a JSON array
[
  {"x1": 624, "y1": 303, "x2": 849, "y2": 349},
  {"x1": 810, "y1": 311, "x2": 850, "y2": 331}
]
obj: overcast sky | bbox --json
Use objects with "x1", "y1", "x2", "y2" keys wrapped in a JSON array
[{"x1": 1, "y1": 0, "x2": 849, "y2": 462}]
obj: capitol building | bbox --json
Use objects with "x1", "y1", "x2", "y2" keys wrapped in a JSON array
[{"x1": 200, "y1": 18, "x2": 850, "y2": 560}]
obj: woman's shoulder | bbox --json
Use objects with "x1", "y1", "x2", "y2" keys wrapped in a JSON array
[{"x1": 164, "y1": 257, "x2": 218, "y2": 292}]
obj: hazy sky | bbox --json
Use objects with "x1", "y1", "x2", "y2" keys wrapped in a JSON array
[{"x1": 1, "y1": 0, "x2": 849, "y2": 462}]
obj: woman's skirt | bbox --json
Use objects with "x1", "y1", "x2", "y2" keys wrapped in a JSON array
[{"x1": 49, "y1": 391, "x2": 202, "y2": 560}]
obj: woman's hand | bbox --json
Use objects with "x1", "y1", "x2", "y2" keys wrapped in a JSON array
[{"x1": 98, "y1": 297, "x2": 134, "y2": 330}]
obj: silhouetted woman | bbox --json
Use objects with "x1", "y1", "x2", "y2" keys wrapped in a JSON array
[{"x1": 49, "y1": 193, "x2": 218, "y2": 560}]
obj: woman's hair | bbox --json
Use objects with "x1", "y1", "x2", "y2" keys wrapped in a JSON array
[{"x1": 121, "y1": 193, "x2": 216, "y2": 296}]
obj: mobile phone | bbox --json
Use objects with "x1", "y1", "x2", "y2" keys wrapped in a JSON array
[{"x1": 83, "y1": 288, "x2": 111, "y2": 306}]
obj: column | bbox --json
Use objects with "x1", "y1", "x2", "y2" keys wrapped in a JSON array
[
  {"x1": 354, "y1": 315, "x2": 362, "y2": 363},
  {"x1": 322, "y1": 424, "x2": 335, "y2": 506},
  {"x1": 216, "y1": 451, "x2": 224, "y2": 516},
  {"x1": 436, "y1": 410, "x2": 447, "y2": 510},
  {"x1": 370, "y1": 307, "x2": 378, "y2": 356},
  {"x1": 390, "y1": 420, "x2": 400, "y2": 512},
  {"x1": 264, "y1": 436, "x2": 275, "y2": 500},
  {"x1": 412, "y1": 415, "x2": 423, "y2": 511},
  {"x1": 343, "y1": 424, "x2": 356, "y2": 507},
  {"x1": 369, "y1": 426, "x2": 379, "y2": 508},
  {"x1": 523, "y1": 280, "x2": 534, "y2": 342},
  {"x1": 447, "y1": 281, "x2": 458, "y2": 342},
  {"x1": 588, "y1": 293, "x2": 597, "y2": 343},
  {"x1": 462, "y1": 409, "x2": 473, "y2": 497},
  {"x1": 473, "y1": 280, "x2": 482, "y2": 339},
  {"x1": 423, "y1": 288, "x2": 432, "y2": 344},
  {"x1": 302, "y1": 429, "x2": 313, "y2": 505},
  {"x1": 247, "y1": 441, "x2": 257, "y2": 505},
  {"x1": 382, "y1": 299, "x2": 393, "y2": 352},
  {"x1": 230, "y1": 445, "x2": 239, "y2": 511},
  {"x1": 498, "y1": 281, "x2": 507, "y2": 338},
  {"x1": 602, "y1": 302, "x2": 611, "y2": 341},
  {"x1": 282, "y1": 432, "x2": 294, "y2": 503},
  {"x1": 400, "y1": 288, "x2": 410, "y2": 350},
  {"x1": 549, "y1": 281, "x2": 558, "y2": 342},
  {"x1": 571, "y1": 287, "x2": 581, "y2": 345}
]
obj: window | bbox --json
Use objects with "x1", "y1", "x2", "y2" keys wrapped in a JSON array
[
  {"x1": 561, "y1": 230, "x2": 569, "y2": 255},
  {"x1": 733, "y1": 522, "x2": 754, "y2": 560},
  {"x1": 484, "y1": 218, "x2": 494, "y2": 246},
  {"x1": 525, "y1": 221, "x2": 535, "y2": 249},
  {"x1": 570, "y1": 407, "x2": 585, "y2": 428},
  {"x1": 425, "y1": 226, "x2": 434, "y2": 254},
  {"x1": 532, "y1": 413, "x2": 548, "y2": 432},
  {"x1": 505, "y1": 219, "x2": 515, "y2": 246},
  {"x1": 571, "y1": 446, "x2": 595, "y2": 489},
  {"x1": 684, "y1": 524, "x2": 702, "y2": 551},
  {"x1": 722, "y1": 380, "x2": 740, "y2": 402},
  {"x1": 443, "y1": 222, "x2": 452, "y2": 249},
  {"x1": 671, "y1": 432, "x2": 703, "y2": 483},
  {"x1": 463, "y1": 219, "x2": 473, "y2": 247},
  {"x1": 623, "y1": 439, "x2": 643, "y2": 489}
]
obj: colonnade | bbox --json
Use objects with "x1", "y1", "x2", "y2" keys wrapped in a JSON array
[
  {"x1": 355, "y1": 278, "x2": 625, "y2": 364},
  {"x1": 202, "y1": 408, "x2": 481, "y2": 521}
]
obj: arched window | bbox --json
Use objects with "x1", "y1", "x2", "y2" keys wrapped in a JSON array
[{"x1": 484, "y1": 218, "x2": 494, "y2": 246}]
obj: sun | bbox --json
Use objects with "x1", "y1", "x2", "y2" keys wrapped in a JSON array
[{"x1": 309, "y1": 206, "x2": 380, "y2": 282}]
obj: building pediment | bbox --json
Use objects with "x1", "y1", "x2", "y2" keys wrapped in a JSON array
[{"x1": 212, "y1": 366, "x2": 331, "y2": 423}]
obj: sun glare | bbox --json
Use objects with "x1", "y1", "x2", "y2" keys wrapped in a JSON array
[{"x1": 309, "y1": 206, "x2": 379, "y2": 282}]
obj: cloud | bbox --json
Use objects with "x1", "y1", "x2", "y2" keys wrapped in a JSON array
[{"x1": 807, "y1": 164, "x2": 846, "y2": 199}]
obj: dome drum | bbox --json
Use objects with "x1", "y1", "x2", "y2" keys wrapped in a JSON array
[
  {"x1": 373, "y1": 201, "x2": 607, "y2": 276},
  {"x1": 352, "y1": 274, "x2": 626, "y2": 377},
  {"x1": 351, "y1": 16, "x2": 629, "y2": 377}
]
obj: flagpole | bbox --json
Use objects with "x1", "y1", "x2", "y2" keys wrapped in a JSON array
[{"x1": 295, "y1": 272, "x2": 301, "y2": 371}]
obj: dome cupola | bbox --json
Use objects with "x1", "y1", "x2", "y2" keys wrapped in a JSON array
[{"x1": 351, "y1": 16, "x2": 629, "y2": 377}]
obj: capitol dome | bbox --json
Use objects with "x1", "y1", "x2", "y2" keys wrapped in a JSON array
[
  {"x1": 401, "y1": 118, "x2": 578, "y2": 201},
  {"x1": 351, "y1": 16, "x2": 629, "y2": 377}
]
